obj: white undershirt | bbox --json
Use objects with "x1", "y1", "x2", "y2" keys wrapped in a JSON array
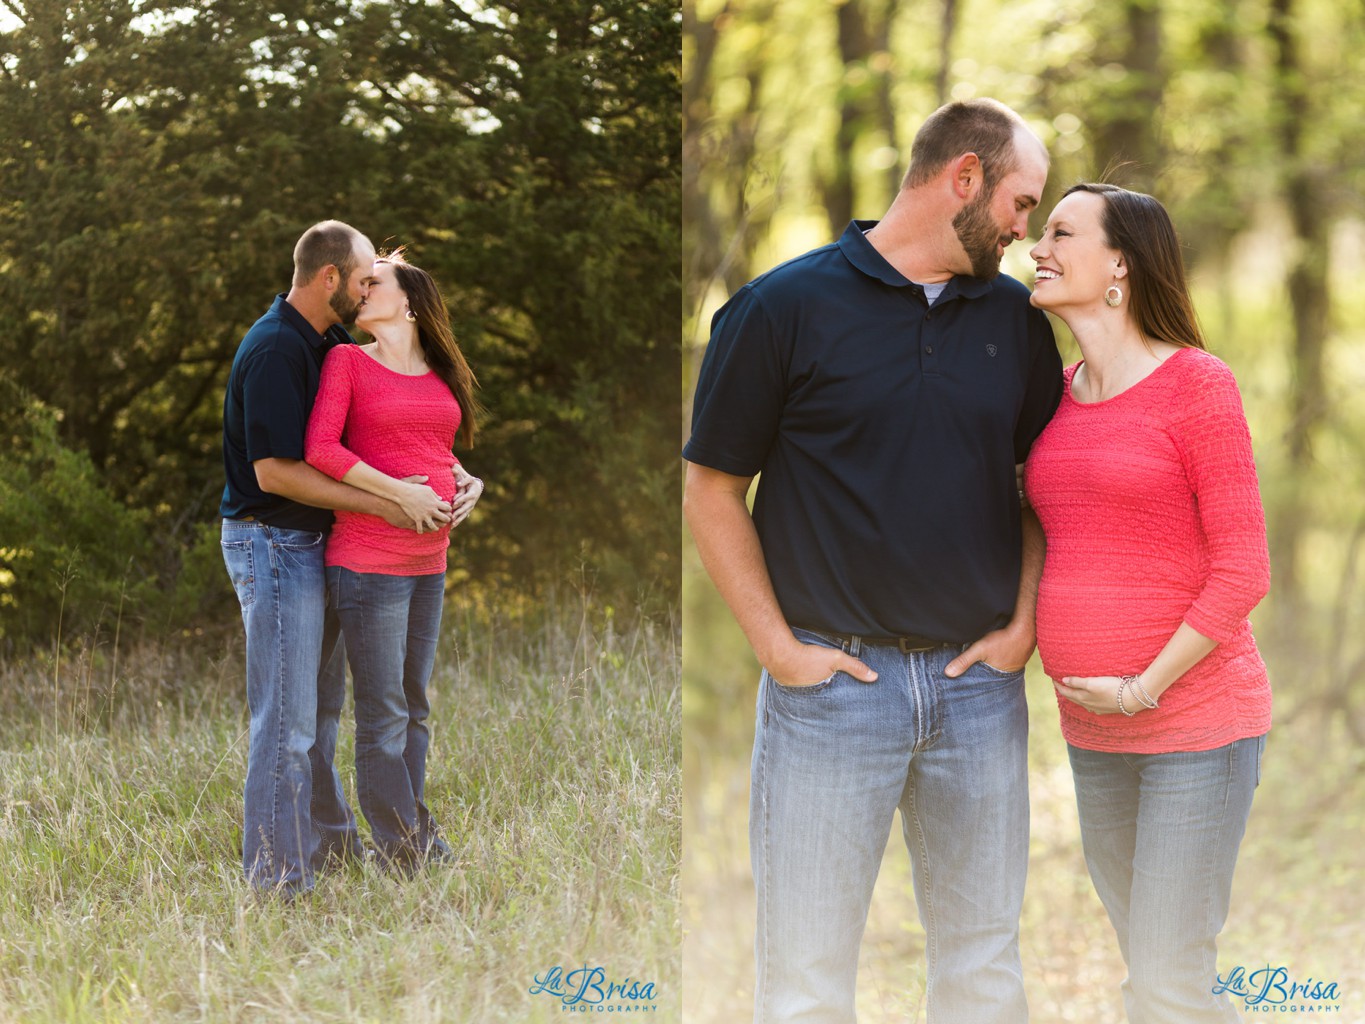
[{"x1": 915, "y1": 280, "x2": 948, "y2": 305}]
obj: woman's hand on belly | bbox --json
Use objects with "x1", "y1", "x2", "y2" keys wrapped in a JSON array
[
  {"x1": 393, "y1": 475, "x2": 453, "y2": 534},
  {"x1": 1055, "y1": 675, "x2": 1128, "y2": 716}
]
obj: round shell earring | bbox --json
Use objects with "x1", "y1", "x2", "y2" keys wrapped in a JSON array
[
  {"x1": 1104, "y1": 285, "x2": 1123, "y2": 307},
  {"x1": 405, "y1": 309, "x2": 417, "y2": 322}
]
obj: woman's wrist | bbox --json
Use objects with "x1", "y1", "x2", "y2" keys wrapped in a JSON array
[{"x1": 1122, "y1": 674, "x2": 1159, "y2": 711}]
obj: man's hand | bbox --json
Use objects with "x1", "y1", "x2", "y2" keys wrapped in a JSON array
[
  {"x1": 764, "y1": 636, "x2": 877, "y2": 689},
  {"x1": 448, "y1": 464, "x2": 484, "y2": 528},
  {"x1": 944, "y1": 618, "x2": 1036, "y2": 678},
  {"x1": 393, "y1": 475, "x2": 453, "y2": 533},
  {"x1": 376, "y1": 475, "x2": 453, "y2": 534}
]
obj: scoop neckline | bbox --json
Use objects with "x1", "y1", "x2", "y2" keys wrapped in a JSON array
[
  {"x1": 1065, "y1": 345, "x2": 1194, "y2": 407},
  {"x1": 351, "y1": 344, "x2": 433, "y2": 378}
]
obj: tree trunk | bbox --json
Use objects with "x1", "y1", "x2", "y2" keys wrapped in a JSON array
[
  {"x1": 826, "y1": 0, "x2": 873, "y2": 236},
  {"x1": 1090, "y1": 0, "x2": 1164, "y2": 192},
  {"x1": 824, "y1": 0, "x2": 898, "y2": 236},
  {"x1": 935, "y1": 0, "x2": 956, "y2": 107},
  {"x1": 682, "y1": 0, "x2": 731, "y2": 321},
  {"x1": 1266, "y1": 0, "x2": 1331, "y2": 653}
]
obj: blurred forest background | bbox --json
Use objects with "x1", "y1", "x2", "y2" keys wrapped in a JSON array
[
  {"x1": 682, "y1": 0, "x2": 1365, "y2": 1020},
  {"x1": 0, "y1": 0, "x2": 680, "y2": 654}
]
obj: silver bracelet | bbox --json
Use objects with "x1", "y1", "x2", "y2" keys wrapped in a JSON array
[
  {"x1": 1116, "y1": 679, "x2": 1137, "y2": 717},
  {"x1": 1124, "y1": 674, "x2": 1159, "y2": 709}
]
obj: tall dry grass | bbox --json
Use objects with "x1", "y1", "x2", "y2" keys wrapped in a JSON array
[{"x1": 0, "y1": 602, "x2": 680, "y2": 1023}]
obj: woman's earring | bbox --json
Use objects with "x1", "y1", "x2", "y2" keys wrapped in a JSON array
[
  {"x1": 405, "y1": 309, "x2": 417, "y2": 322},
  {"x1": 1105, "y1": 285, "x2": 1123, "y2": 307}
]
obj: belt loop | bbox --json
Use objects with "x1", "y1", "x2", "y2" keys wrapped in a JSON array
[{"x1": 847, "y1": 635, "x2": 862, "y2": 658}]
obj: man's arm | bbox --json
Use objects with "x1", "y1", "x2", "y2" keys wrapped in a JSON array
[
  {"x1": 331, "y1": 459, "x2": 452, "y2": 533},
  {"x1": 254, "y1": 457, "x2": 435, "y2": 532},
  {"x1": 683, "y1": 461, "x2": 875, "y2": 687},
  {"x1": 945, "y1": 505, "x2": 1044, "y2": 677}
]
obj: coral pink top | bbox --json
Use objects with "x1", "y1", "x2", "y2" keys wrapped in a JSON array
[
  {"x1": 305, "y1": 344, "x2": 462, "y2": 575},
  {"x1": 1024, "y1": 347, "x2": 1271, "y2": 753}
]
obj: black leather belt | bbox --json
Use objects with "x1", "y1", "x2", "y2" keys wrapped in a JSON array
[{"x1": 800, "y1": 627, "x2": 957, "y2": 654}]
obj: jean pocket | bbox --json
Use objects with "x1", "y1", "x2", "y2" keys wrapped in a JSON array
[
  {"x1": 770, "y1": 628, "x2": 844, "y2": 693},
  {"x1": 271, "y1": 527, "x2": 325, "y2": 551},
  {"x1": 221, "y1": 540, "x2": 255, "y2": 610},
  {"x1": 976, "y1": 660, "x2": 1025, "y2": 679},
  {"x1": 768, "y1": 669, "x2": 838, "y2": 694}
]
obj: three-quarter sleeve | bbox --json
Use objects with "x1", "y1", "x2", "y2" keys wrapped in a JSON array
[
  {"x1": 305, "y1": 346, "x2": 363, "y2": 481},
  {"x1": 1169, "y1": 357, "x2": 1271, "y2": 642}
]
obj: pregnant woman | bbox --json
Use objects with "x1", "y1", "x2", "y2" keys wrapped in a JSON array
[
  {"x1": 1025, "y1": 183, "x2": 1271, "y2": 1023},
  {"x1": 306, "y1": 250, "x2": 483, "y2": 871}
]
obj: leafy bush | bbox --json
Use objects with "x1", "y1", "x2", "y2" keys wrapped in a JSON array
[{"x1": 0, "y1": 384, "x2": 156, "y2": 652}]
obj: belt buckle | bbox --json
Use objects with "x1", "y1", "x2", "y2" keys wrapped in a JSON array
[{"x1": 897, "y1": 636, "x2": 936, "y2": 654}]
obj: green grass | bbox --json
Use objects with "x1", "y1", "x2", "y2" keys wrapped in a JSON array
[{"x1": 0, "y1": 606, "x2": 680, "y2": 1023}]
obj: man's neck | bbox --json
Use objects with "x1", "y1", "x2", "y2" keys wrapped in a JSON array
[
  {"x1": 283, "y1": 287, "x2": 338, "y2": 337},
  {"x1": 862, "y1": 187, "x2": 965, "y2": 284}
]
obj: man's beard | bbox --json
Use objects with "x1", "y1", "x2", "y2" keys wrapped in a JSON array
[
  {"x1": 953, "y1": 189, "x2": 1006, "y2": 279},
  {"x1": 330, "y1": 286, "x2": 361, "y2": 325}
]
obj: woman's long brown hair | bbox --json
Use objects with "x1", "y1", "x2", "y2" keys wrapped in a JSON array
[
  {"x1": 378, "y1": 249, "x2": 483, "y2": 448},
  {"x1": 1062, "y1": 182, "x2": 1207, "y2": 351}
]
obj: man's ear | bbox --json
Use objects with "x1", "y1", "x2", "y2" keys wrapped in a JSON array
[{"x1": 951, "y1": 152, "x2": 984, "y2": 200}]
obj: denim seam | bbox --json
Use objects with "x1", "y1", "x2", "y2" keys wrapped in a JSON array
[
  {"x1": 267, "y1": 529, "x2": 285, "y2": 880},
  {"x1": 1201, "y1": 743, "x2": 1237, "y2": 995},
  {"x1": 911, "y1": 652, "x2": 925, "y2": 752},
  {"x1": 905, "y1": 653, "x2": 939, "y2": 997},
  {"x1": 929, "y1": 655, "x2": 944, "y2": 748},
  {"x1": 309, "y1": 590, "x2": 338, "y2": 841},
  {"x1": 757, "y1": 674, "x2": 771, "y2": 1022},
  {"x1": 347, "y1": 569, "x2": 375, "y2": 822}
]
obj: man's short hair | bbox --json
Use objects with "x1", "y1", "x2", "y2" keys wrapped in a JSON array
[
  {"x1": 901, "y1": 98, "x2": 1032, "y2": 194},
  {"x1": 292, "y1": 220, "x2": 368, "y2": 287}
]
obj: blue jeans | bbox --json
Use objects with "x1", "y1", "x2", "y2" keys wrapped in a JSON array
[
  {"x1": 327, "y1": 567, "x2": 448, "y2": 867},
  {"x1": 1068, "y1": 736, "x2": 1266, "y2": 1024},
  {"x1": 220, "y1": 520, "x2": 360, "y2": 894},
  {"x1": 751, "y1": 628, "x2": 1030, "y2": 1024}
]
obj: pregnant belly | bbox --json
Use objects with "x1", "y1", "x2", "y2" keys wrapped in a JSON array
[{"x1": 1036, "y1": 579, "x2": 1192, "y2": 678}]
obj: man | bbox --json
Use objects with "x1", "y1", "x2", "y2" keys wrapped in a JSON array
[
  {"x1": 683, "y1": 100, "x2": 1062, "y2": 1022},
  {"x1": 220, "y1": 220, "x2": 452, "y2": 895}
]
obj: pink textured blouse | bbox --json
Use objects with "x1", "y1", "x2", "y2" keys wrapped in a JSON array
[
  {"x1": 305, "y1": 344, "x2": 463, "y2": 575},
  {"x1": 1023, "y1": 347, "x2": 1271, "y2": 753}
]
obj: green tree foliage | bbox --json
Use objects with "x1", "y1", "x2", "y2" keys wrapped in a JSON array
[
  {"x1": 350, "y1": 0, "x2": 681, "y2": 605},
  {"x1": 0, "y1": 379, "x2": 153, "y2": 649},
  {"x1": 0, "y1": 0, "x2": 680, "y2": 649}
]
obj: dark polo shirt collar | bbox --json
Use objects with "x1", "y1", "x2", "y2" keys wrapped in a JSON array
[
  {"x1": 272, "y1": 293, "x2": 353, "y2": 353},
  {"x1": 838, "y1": 219, "x2": 993, "y2": 301}
]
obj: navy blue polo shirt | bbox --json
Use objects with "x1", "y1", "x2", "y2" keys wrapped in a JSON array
[
  {"x1": 219, "y1": 295, "x2": 353, "y2": 531},
  {"x1": 684, "y1": 220, "x2": 1062, "y2": 642}
]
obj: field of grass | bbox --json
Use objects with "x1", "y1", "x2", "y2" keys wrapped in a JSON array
[
  {"x1": 682, "y1": 602, "x2": 1365, "y2": 1024},
  {"x1": 0, "y1": 604, "x2": 680, "y2": 1023}
]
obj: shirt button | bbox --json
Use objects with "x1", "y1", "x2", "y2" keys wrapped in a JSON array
[{"x1": 925, "y1": 345, "x2": 934, "y2": 354}]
